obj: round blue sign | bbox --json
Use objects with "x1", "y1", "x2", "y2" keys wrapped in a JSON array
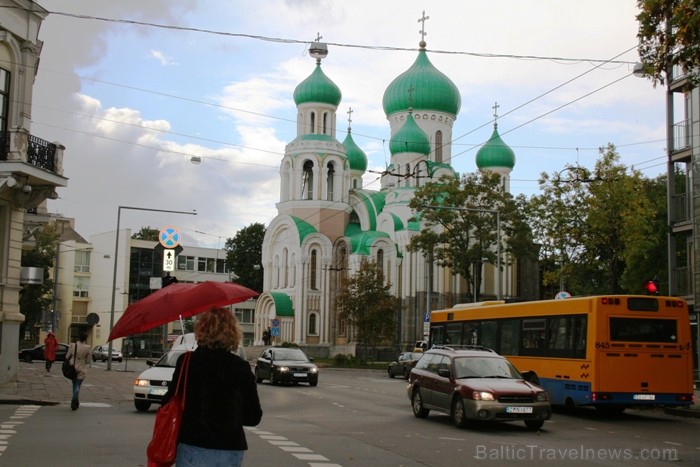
[{"x1": 159, "y1": 226, "x2": 181, "y2": 248}]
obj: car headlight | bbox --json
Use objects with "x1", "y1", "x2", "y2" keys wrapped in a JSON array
[
  {"x1": 135, "y1": 379, "x2": 150, "y2": 387},
  {"x1": 472, "y1": 391, "x2": 495, "y2": 401},
  {"x1": 276, "y1": 366, "x2": 290, "y2": 373},
  {"x1": 309, "y1": 367, "x2": 318, "y2": 374},
  {"x1": 536, "y1": 392, "x2": 549, "y2": 402}
]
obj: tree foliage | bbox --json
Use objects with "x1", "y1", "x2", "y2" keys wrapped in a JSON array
[
  {"x1": 132, "y1": 226, "x2": 160, "y2": 241},
  {"x1": 526, "y1": 144, "x2": 667, "y2": 296},
  {"x1": 224, "y1": 223, "x2": 265, "y2": 292},
  {"x1": 408, "y1": 171, "x2": 535, "y2": 301},
  {"x1": 19, "y1": 224, "x2": 60, "y2": 342},
  {"x1": 636, "y1": 0, "x2": 700, "y2": 85},
  {"x1": 336, "y1": 258, "x2": 399, "y2": 359}
]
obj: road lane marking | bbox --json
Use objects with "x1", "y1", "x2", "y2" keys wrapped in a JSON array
[
  {"x1": 247, "y1": 426, "x2": 343, "y2": 467},
  {"x1": 0, "y1": 405, "x2": 40, "y2": 460}
]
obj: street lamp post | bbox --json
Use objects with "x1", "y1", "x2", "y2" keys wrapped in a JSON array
[{"x1": 107, "y1": 206, "x2": 197, "y2": 370}]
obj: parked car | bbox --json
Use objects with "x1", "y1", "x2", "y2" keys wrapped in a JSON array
[
  {"x1": 133, "y1": 338, "x2": 246, "y2": 412},
  {"x1": 407, "y1": 346, "x2": 551, "y2": 431},
  {"x1": 92, "y1": 345, "x2": 123, "y2": 363},
  {"x1": 388, "y1": 352, "x2": 423, "y2": 379},
  {"x1": 19, "y1": 343, "x2": 69, "y2": 362},
  {"x1": 254, "y1": 347, "x2": 318, "y2": 386}
]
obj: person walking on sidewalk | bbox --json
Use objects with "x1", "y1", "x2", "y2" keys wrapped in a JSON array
[
  {"x1": 65, "y1": 332, "x2": 90, "y2": 410},
  {"x1": 43, "y1": 332, "x2": 58, "y2": 372}
]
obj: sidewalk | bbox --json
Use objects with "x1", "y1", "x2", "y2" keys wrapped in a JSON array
[
  {"x1": 0, "y1": 361, "x2": 141, "y2": 406},
  {"x1": 2, "y1": 361, "x2": 700, "y2": 419}
]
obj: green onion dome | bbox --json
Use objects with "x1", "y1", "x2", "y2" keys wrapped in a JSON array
[
  {"x1": 382, "y1": 49, "x2": 461, "y2": 117},
  {"x1": 293, "y1": 63, "x2": 342, "y2": 106},
  {"x1": 390, "y1": 112, "x2": 431, "y2": 155},
  {"x1": 476, "y1": 125, "x2": 515, "y2": 169},
  {"x1": 342, "y1": 129, "x2": 368, "y2": 172}
]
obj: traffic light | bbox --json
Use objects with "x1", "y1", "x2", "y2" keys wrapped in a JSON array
[
  {"x1": 162, "y1": 275, "x2": 178, "y2": 288},
  {"x1": 644, "y1": 279, "x2": 659, "y2": 295}
]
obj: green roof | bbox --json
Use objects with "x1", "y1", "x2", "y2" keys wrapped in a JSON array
[
  {"x1": 390, "y1": 112, "x2": 431, "y2": 155},
  {"x1": 269, "y1": 291, "x2": 294, "y2": 317},
  {"x1": 476, "y1": 125, "x2": 515, "y2": 169},
  {"x1": 383, "y1": 49, "x2": 461, "y2": 117},
  {"x1": 294, "y1": 63, "x2": 342, "y2": 107},
  {"x1": 347, "y1": 230, "x2": 391, "y2": 255},
  {"x1": 291, "y1": 216, "x2": 317, "y2": 245},
  {"x1": 342, "y1": 130, "x2": 368, "y2": 171}
]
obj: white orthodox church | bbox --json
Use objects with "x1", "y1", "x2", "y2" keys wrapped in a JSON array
[{"x1": 253, "y1": 31, "x2": 533, "y2": 354}]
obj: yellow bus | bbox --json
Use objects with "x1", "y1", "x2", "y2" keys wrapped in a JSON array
[{"x1": 428, "y1": 295, "x2": 694, "y2": 411}]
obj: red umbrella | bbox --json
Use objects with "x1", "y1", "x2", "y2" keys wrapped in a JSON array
[{"x1": 108, "y1": 281, "x2": 259, "y2": 341}]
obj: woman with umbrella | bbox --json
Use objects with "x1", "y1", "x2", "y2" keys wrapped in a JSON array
[{"x1": 160, "y1": 307, "x2": 262, "y2": 466}]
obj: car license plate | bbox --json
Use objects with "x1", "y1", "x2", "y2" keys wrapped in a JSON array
[
  {"x1": 293, "y1": 373, "x2": 307, "y2": 377},
  {"x1": 149, "y1": 388, "x2": 168, "y2": 396},
  {"x1": 633, "y1": 394, "x2": 655, "y2": 400},
  {"x1": 506, "y1": 406, "x2": 533, "y2": 414}
]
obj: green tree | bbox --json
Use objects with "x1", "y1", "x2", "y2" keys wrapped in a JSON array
[
  {"x1": 637, "y1": 0, "x2": 700, "y2": 85},
  {"x1": 225, "y1": 223, "x2": 265, "y2": 292},
  {"x1": 526, "y1": 145, "x2": 667, "y2": 295},
  {"x1": 132, "y1": 226, "x2": 160, "y2": 241},
  {"x1": 336, "y1": 258, "x2": 399, "y2": 361},
  {"x1": 19, "y1": 224, "x2": 60, "y2": 342},
  {"x1": 408, "y1": 171, "x2": 533, "y2": 302}
]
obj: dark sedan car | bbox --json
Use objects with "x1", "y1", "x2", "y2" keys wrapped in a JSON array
[
  {"x1": 19, "y1": 343, "x2": 69, "y2": 362},
  {"x1": 254, "y1": 347, "x2": 318, "y2": 386},
  {"x1": 388, "y1": 352, "x2": 423, "y2": 379}
]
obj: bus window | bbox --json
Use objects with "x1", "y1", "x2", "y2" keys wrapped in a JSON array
[
  {"x1": 610, "y1": 318, "x2": 678, "y2": 343},
  {"x1": 481, "y1": 321, "x2": 498, "y2": 350},
  {"x1": 499, "y1": 319, "x2": 520, "y2": 356},
  {"x1": 446, "y1": 323, "x2": 463, "y2": 345},
  {"x1": 430, "y1": 325, "x2": 445, "y2": 346},
  {"x1": 547, "y1": 315, "x2": 587, "y2": 358},
  {"x1": 521, "y1": 318, "x2": 546, "y2": 356}
]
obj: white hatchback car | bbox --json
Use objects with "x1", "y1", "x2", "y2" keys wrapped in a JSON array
[{"x1": 133, "y1": 335, "x2": 246, "y2": 412}]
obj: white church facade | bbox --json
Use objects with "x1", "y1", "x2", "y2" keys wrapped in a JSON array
[{"x1": 253, "y1": 32, "x2": 532, "y2": 355}]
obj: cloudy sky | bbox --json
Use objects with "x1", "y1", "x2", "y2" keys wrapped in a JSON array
[{"x1": 31, "y1": 0, "x2": 664, "y2": 248}]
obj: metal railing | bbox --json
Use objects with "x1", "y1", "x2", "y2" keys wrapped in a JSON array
[
  {"x1": 671, "y1": 120, "x2": 690, "y2": 152},
  {"x1": 671, "y1": 192, "x2": 691, "y2": 223},
  {"x1": 0, "y1": 130, "x2": 57, "y2": 172}
]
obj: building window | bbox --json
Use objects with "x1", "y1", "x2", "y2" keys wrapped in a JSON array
[
  {"x1": 216, "y1": 258, "x2": 228, "y2": 274},
  {"x1": 323, "y1": 112, "x2": 328, "y2": 134},
  {"x1": 74, "y1": 250, "x2": 90, "y2": 273},
  {"x1": 302, "y1": 160, "x2": 314, "y2": 200},
  {"x1": 73, "y1": 276, "x2": 89, "y2": 297},
  {"x1": 310, "y1": 249, "x2": 318, "y2": 290},
  {"x1": 178, "y1": 255, "x2": 195, "y2": 271},
  {"x1": 326, "y1": 161, "x2": 335, "y2": 201},
  {"x1": 308, "y1": 313, "x2": 318, "y2": 335},
  {"x1": 234, "y1": 307, "x2": 254, "y2": 324},
  {"x1": 0, "y1": 67, "x2": 9, "y2": 132},
  {"x1": 435, "y1": 130, "x2": 443, "y2": 163},
  {"x1": 377, "y1": 249, "x2": 384, "y2": 278},
  {"x1": 310, "y1": 111, "x2": 316, "y2": 134}
]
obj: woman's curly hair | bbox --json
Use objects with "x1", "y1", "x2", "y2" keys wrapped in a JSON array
[{"x1": 195, "y1": 307, "x2": 242, "y2": 351}]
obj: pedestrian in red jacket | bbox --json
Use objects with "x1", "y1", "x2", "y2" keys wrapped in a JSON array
[{"x1": 44, "y1": 332, "x2": 59, "y2": 372}]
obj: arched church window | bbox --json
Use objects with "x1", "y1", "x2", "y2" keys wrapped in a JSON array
[
  {"x1": 435, "y1": 130, "x2": 443, "y2": 163},
  {"x1": 405, "y1": 163, "x2": 411, "y2": 187},
  {"x1": 323, "y1": 112, "x2": 328, "y2": 135},
  {"x1": 310, "y1": 111, "x2": 316, "y2": 134},
  {"x1": 310, "y1": 249, "x2": 318, "y2": 290},
  {"x1": 326, "y1": 161, "x2": 335, "y2": 201},
  {"x1": 377, "y1": 249, "x2": 384, "y2": 278},
  {"x1": 302, "y1": 160, "x2": 314, "y2": 200},
  {"x1": 308, "y1": 313, "x2": 318, "y2": 335}
]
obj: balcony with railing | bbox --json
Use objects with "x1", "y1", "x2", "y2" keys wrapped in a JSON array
[
  {"x1": 0, "y1": 128, "x2": 65, "y2": 187},
  {"x1": 671, "y1": 192, "x2": 691, "y2": 225},
  {"x1": 673, "y1": 266, "x2": 690, "y2": 297},
  {"x1": 670, "y1": 120, "x2": 690, "y2": 154}
]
